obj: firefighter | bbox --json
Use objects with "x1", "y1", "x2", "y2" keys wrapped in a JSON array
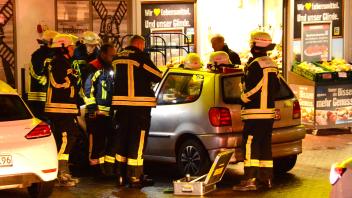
[
  {"x1": 44, "y1": 34, "x2": 81, "y2": 187},
  {"x1": 232, "y1": 31, "x2": 280, "y2": 191},
  {"x1": 83, "y1": 43, "x2": 116, "y2": 176},
  {"x1": 73, "y1": 31, "x2": 101, "y2": 86},
  {"x1": 27, "y1": 30, "x2": 58, "y2": 120},
  {"x1": 211, "y1": 34, "x2": 241, "y2": 66},
  {"x1": 109, "y1": 35, "x2": 162, "y2": 188}
]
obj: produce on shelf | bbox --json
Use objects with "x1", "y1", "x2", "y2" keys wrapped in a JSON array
[
  {"x1": 295, "y1": 61, "x2": 325, "y2": 73},
  {"x1": 320, "y1": 59, "x2": 352, "y2": 72}
]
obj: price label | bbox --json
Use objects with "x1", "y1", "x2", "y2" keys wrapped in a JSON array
[
  {"x1": 338, "y1": 72, "x2": 347, "y2": 78},
  {"x1": 322, "y1": 73, "x2": 332, "y2": 79}
]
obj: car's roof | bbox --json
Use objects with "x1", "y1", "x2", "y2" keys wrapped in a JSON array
[
  {"x1": 0, "y1": 80, "x2": 18, "y2": 95},
  {"x1": 160, "y1": 66, "x2": 244, "y2": 76}
]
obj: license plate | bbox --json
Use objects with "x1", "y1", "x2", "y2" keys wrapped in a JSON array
[
  {"x1": 274, "y1": 109, "x2": 281, "y2": 120},
  {"x1": 0, "y1": 155, "x2": 13, "y2": 167}
]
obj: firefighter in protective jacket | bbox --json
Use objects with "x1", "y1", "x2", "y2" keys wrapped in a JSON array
[
  {"x1": 44, "y1": 34, "x2": 80, "y2": 187},
  {"x1": 83, "y1": 43, "x2": 116, "y2": 176},
  {"x1": 233, "y1": 31, "x2": 280, "y2": 191},
  {"x1": 27, "y1": 30, "x2": 58, "y2": 120},
  {"x1": 110, "y1": 35, "x2": 162, "y2": 188},
  {"x1": 73, "y1": 31, "x2": 101, "y2": 86}
]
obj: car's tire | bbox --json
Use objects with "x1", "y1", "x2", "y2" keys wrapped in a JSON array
[
  {"x1": 176, "y1": 139, "x2": 211, "y2": 176},
  {"x1": 28, "y1": 180, "x2": 55, "y2": 198},
  {"x1": 273, "y1": 155, "x2": 297, "y2": 175}
]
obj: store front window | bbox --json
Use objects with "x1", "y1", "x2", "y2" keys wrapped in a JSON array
[{"x1": 141, "y1": 2, "x2": 196, "y2": 66}]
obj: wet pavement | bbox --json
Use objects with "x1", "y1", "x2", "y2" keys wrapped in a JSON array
[{"x1": 1, "y1": 131, "x2": 352, "y2": 198}]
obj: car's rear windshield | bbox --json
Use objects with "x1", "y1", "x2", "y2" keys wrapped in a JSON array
[
  {"x1": 0, "y1": 94, "x2": 32, "y2": 121},
  {"x1": 222, "y1": 75, "x2": 294, "y2": 104}
]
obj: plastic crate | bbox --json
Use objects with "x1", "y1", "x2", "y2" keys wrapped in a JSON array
[{"x1": 291, "y1": 63, "x2": 335, "y2": 82}]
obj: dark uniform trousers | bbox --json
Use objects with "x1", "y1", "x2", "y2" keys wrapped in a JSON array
[
  {"x1": 89, "y1": 115, "x2": 113, "y2": 162},
  {"x1": 242, "y1": 119, "x2": 274, "y2": 181},
  {"x1": 48, "y1": 114, "x2": 80, "y2": 173},
  {"x1": 111, "y1": 106, "x2": 151, "y2": 180}
]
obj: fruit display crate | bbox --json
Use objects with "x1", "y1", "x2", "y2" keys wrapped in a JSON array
[
  {"x1": 313, "y1": 61, "x2": 352, "y2": 82},
  {"x1": 291, "y1": 63, "x2": 336, "y2": 82}
]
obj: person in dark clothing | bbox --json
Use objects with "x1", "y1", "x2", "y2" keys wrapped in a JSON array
[
  {"x1": 73, "y1": 31, "x2": 101, "y2": 85},
  {"x1": 73, "y1": 31, "x2": 101, "y2": 106},
  {"x1": 83, "y1": 43, "x2": 116, "y2": 176},
  {"x1": 211, "y1": 34, "x2": 241, "y2": 66},
  {"x1": 44, "y1": 34, "x2": 80, "y2": 187},
  {"x1": 232, "y1": 31, "x2": 280, "y2": 191},
  {"x1": 27, "y1": 30, "x2": 58, "y2": 121},
  {"x1": 109, "y1": 35, "x2": 162, "y2": 188}
]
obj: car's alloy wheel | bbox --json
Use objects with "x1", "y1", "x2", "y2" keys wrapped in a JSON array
[
  {"x1": 181, "y1": 145, "x2": 202, "y2": 175},
  {"x1": 177, "y1": 139, "x2": 211, "y2": 176}
]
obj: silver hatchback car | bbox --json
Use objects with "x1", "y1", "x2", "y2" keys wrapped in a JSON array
[{"x1": 144, "y1": 67, "x2": 306, "y2": 176}]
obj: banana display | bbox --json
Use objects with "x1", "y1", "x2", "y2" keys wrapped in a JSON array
[{"x1": 320, "y1": 59, "x2": 352, "y2": 72}]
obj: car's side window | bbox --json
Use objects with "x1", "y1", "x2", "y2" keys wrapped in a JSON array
[
  {"x1": 157, "y1": 73, "x2": 204, "y2": 105},
  {"x1": 222, "y1": 75, "x2": 242, "y2": 104}
]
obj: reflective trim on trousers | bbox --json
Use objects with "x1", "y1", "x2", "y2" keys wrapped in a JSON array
[
  {"x1": 105, "y1": 155, "x2": 115, "y2": 164},
  {"x1": 259, "y1": 160, "x2": 273, "y2": 168},
  {"x1": 99, "y1": 157, "x2": 105, "y2": 164},
  {"x1": 127, "y1": 130, "x2": 146, "y2": 166},
  {"x1": 245, "y1": 135, "x2": 253, "y2": 164},
  {"x1": 244, "y1": 159, "x2": 260, "y2": 167},
  {"x1": 58, "y1": 132, "x2": 69, "y2": 161},
  {"x1": 127, "y1": 158, "x2": 144, "y2": 166},
  {"x1": 116, "y1": 154, "x2": 127, "y2": 163}
]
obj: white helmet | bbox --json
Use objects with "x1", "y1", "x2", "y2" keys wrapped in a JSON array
[
  {"x1": 184, "y1": 53, "x2": 202, "y2": 69},
  {"x1": 249, "y1": 31, "x2": 273, "y2": 48},
  {"x1": 82, "y1": 31, "x2": 100, "y2": 45},
  {"x1": 208, "y1": 51, "x2": 231, "y2": 65}
]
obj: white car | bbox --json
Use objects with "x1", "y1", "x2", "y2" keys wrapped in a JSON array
[{"x1": 0, "y1": 81, "x2": 57, "y2": 198}]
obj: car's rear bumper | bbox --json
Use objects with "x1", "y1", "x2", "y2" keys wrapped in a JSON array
[
  {"x1": 198, "y1": 125, "x2": 305, "y2": 162},
  {"x1": 206, "y1": 139, "x2": 303, "y2": 163},
  {"x1": 0, "y1": 173, "x2": 44, "y2": 190},
  {"x1": 197, "y1": 132, "x2": 242, "y2": 162}
]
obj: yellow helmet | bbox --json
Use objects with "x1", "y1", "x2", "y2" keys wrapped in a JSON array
[
  {"x1": 82, "y1": 31, "x2": 100, "y2": 45},
  {"x1": 41, "y1": 30, "x2": 59, "y2": 43},
  {"x1": 208, "y1": 51, "x2": 231, "y2": 65},
  {"x1": 249, "y1": 31, "x2": 272, "y2": 48},
  {"x1": 184, "y1": 53, "x2": 202, "y2": 69},
  {"x1": 51, "y1": 34, "x2": 78, "y2": 48}
]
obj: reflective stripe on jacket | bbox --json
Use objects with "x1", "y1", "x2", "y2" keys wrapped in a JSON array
[
  {"x1": 111, "y1": 46, "x2": 162, "y2": 107},
  {"x1": 241, "y1": 56, "x2": 280, "y2": 120}
]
